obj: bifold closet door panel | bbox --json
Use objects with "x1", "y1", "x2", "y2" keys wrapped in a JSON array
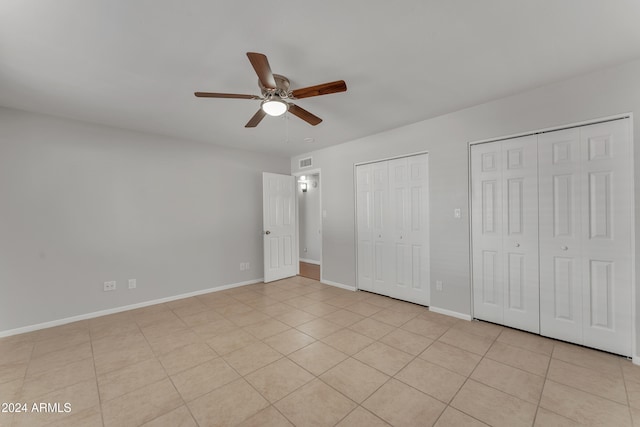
[
  {"x1": 356, "y1": 164, "x2": 374, "y2": 292},
  {"x1": 538, "y1": 128, "x2": 583, "y2": 343},
  {"x1": 388, "y1": 154, "x2": 430, "y2": 305},
  {"x1": 501, "y1": 136, "x2": 540, "y2": 333},
  {"x1": 471, "y1": 142, "x2": 504, "y2": 325},
  {"x1": 579, "y1": 120, "x2": 632, "y2": 356}
]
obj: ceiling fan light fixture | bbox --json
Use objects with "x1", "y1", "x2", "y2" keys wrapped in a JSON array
[{"x1": 261, "y1": 99, "x2": 288, "y2": 116}]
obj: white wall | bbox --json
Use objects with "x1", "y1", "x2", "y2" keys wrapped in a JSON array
[
  {"x1": 291, "y1": 58, "x2": 640, "y2": 352},
  {"x1": 298, "y1": 174, "x2": 321, "y2": 263},
  {"x1": 0, "y1": 108, "x2": 289, "y2": 333}
]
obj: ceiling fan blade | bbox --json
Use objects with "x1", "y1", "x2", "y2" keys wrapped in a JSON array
[
  {"x1": 194, "y1": 92, "x2": 258, "y2": 99},
  {"x1": 247, "y1": 52, "x2": 277, "y2": 89},
  {"x1": 245, "y1": 109, "x2": 267, "y2": 128},
  {"x1": 288, "y1": 104, "x2": 322, "y2": 126},
  {"x1": 291, "y1": 80, "x2": 347, "y2": 99}
]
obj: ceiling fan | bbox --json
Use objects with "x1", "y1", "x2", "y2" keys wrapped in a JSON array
[{"x1": 195, "y1": 52, "x2": 347, "y2": 127}]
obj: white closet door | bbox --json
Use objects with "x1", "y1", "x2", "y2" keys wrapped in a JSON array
[
  {"x1": 356, "y1": 164, "x2": 374, "y2": 291},
  {"x1": 580, "y1": 120, "x2": 632, "y2": 356},
  {"x1": 501, "y1": 136, "x2": 539, "y2": 333},
  {"x1": 388, "y1": 154, "x2": 430, "y2": 305},
  {"x1": 371, "y1": 161, "x2": 391, "y2": 295},
  {"x1": 471, "y1": 142, "x2": 504, "y2": 324},
  {"x1": 539, "y1": 128, "x2": 583, "y2": 343}
]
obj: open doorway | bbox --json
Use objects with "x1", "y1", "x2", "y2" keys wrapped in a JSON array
[{"x1": 296, "y1": 172, "x2": 321, "y2": 281}]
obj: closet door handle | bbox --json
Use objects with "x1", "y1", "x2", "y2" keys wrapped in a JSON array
[
  {"x1": 515, "y1": 243, "x2": 520, "y2": 247},
  {"x1": 561, "y1": 245, "x2": 568, "y2": 251}
]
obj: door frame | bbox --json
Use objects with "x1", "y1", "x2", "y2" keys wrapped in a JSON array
[
  {"x1": 353, "y1": 150, "x2": 431, "y2": 303},
  {"x1": 467, "y1": 112, "x2": 635, "y2": 361},
  {"x1": 293, "y1": 168, "x2": 323, "y2": 282}
]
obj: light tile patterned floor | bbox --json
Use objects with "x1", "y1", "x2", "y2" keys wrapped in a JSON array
[{"x1": 1, "y1": 276, "x2": 639, "y2": 426}]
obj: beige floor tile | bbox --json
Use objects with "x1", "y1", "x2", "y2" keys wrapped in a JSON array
[
  {"x1": 246, "y1": 358, "x2": 314, "y2": 403},
  {"x1": 93, "y1": 341, "x2": 155, "y2": 376},
  {"x1": 31, "y1": 332, "x2": 90, "y2": 358},
  {"x1": 434, "y1": 406, "x2": 489, "y2": 427},
  {"x1": 0, "y1": 361, "x2": 27, "y2": 385},
  {"x1": 396, "y1": 358, "x2": 466, "y2": 403},
  {"x1": 288, "y1": 341, "x2": 348, "y2": 376},
  {"x1": 363, "y1": 378, "x2": 445, "y2": 427},
  {"x1": 323, "y1": 308, "x2": 365, "y2": 327},
  {"x1": 223, "y1": 341, "x2": 282, "y2": 375},
  {"x1": 242, "y1": 318, "x2": 290, "y2": 340},
  {"x1": 206, "y1": 328, "x2": 258, "y2": 355},
  {"x1": 91, "y1": 330, "x2": 146, "y2": 355},
  {"x1": 285, "y1": 295, "x2": 318, "y2": 309},
  {"x1": 485, "y1": 340, "x2": 550, "y2": 376},
  {"x1": 540, "y1": 380, "x2": 632, "y2": 426},
  {"x1": 437, "y1": 327, "x2": 494, "y2": 355},
  {"x1": 400, "y1": 317, "x2": 450, "y2": 340},
  {"x1": 275, "y1": 379, "x2": 357, "y2": 427},
  {"x1": 419, "y1": 341, "x2": 482, "y2": 376},
  {"x1": 97, "y1": 357, "x2": 166, "y2": 402},
  {"x1": 0, "y1": 378, "x2": 22, "y2": 402},
  {"x1": 628, "y1": 378, "x2": 640, "y2": 409},
  {"x1": 497, "y1": 328, "x2": 554, "y2": 355},
  {"x1": 353, "y1": 342, "x2": 413, "y2": 376},
  {"x1": 0, "y1": 414, "x2": 13, "y2": 427},
  {"x1": 335, "y1": 407, "x2": 391, "y2": 426},
  {"x1": 141, "y1": 405, "x2": 197, "y2": 427},
  {"x1": 276, "y1": 309, "x2": 318, "y2": 327},
  {"x1": 170, "y1": 299, "x2": 210, "y2": 319},
  {"x1": 547, "y1": 358, "x2": 627, "y2": 404},
  {"x1": 225, "y1": 310, "x2": 271, "y2": 327},
  {"x1": 349, "y1": 318, "x2": 395, "y2": 340},
  {"x1": 471, "y1": 358, "x2": 545, "y2": 404},
  {"x1": 157, "y1": 342, "x2": 217, "y2": 375},
  {"x1": 188, "y1": 318, "x2": 237, "y2": 340},
  {"x1": 302, "y1": 302, "x2": 340, "y2": 317},
  {"x1": 296, "y1": 318, "x2": 343, "y2": 339},
  {"x1": 214, "y1": 302, "x2": 254, "y2": 317},
  {"x1": 451, "y1": 319, "x2": 503, "y2": 339},
  {"x1": 631, "y1": 406, "x2": 640, "y2": 427},
  {"x1": 171, "y1": 357, "x2": 240, "y2": 402},
  {"x1": 623, "y1": 362, "x2": 640, "y2": 384},
  {"x1": 139, "y1": 317, "x2": 187, "y2": 338},
  {"x1": 237, "y1": 406, "x2": 294, "y2": 427},
  {"x1": 369, "y1": 309, "x2": 416, "y2": 327},
  {"x1": 90, "y1": 319, "x2": 141, "y2": 341},
  {"x1": 188, "y1": 378, "x2": 269, "y2": 426},
  {"x1": 533, "y1": 407, "x2": 581, "y2": 427},
  {"x1": 102, "y1": 378, "x2": 182, "y2": 427},
  {"x1": 344, "y1": 301, "x2": 383, "y2": 317},
  {"x1": 264, "y1": 329, "x2": 316, "y2": 355},
  {"x1": 552, "y1": 341, "x2": 623, "y2": 376},
  {"x1": 45, "y1": 406, "x2": 104, "y2": 427},
  {"x1": 12, "y1": 379, "x2": 100, "y2": 427},
  {"x1": 20, "y1": 357, "x2": 95, "y2": 401},
  {"x1": 146, "y1": 329, "x2": 202, "y2": 356},
  {"x1": 379, "y1": 328, "x2": 433, "y2": 356},
  {"x1": 451, "y1": 379, "x2": 537, "y2": 427},
  {"x1": 177, "y1": 308, "x2": 224, "y2": 327},
  {"x1": 0, "y1": 340, "x2": 33, "y2": 365},
  {"x1": 321, "y1": 329, "x2": 374, "y2": 355},
  {"x1": 26, "y1": 341, "x2": 93, "y2": 376},
  {"x1": 320, "y1": 358, "x2": 389, "y2": 403},
  {"x1": 363, "y1": 293, "x2": 404, "y2": 308}
]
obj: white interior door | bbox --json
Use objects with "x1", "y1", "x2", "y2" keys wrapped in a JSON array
[
  {"x1": 539, "y1": 128, "x2": 584, "y2": 343},
  {"x1": 472, "y1": 142, "x2": 504, "y2": 324},
  {"x1": 263, "y1": 172, "x2": 297, "y2": 283},
  {"x1": 356, "y1": 164, "x2": 374, "y2": 291},
  {"x1": 580, "y1": 120, "x2": 632, "y2": 356},
  {"x1": 371, "y1": 161, "x2": 390, "y2": 295},
  {"x1": 501, "y1": 135, "x2": 539, "y2": 333},
  {"x1": 388, "y1": 154, "x2": 430, "y2": 305}
]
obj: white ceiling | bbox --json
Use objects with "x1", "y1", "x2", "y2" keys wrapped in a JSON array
[{"x1": 2, "y1": 1, "x2": 640, "y2": 157}]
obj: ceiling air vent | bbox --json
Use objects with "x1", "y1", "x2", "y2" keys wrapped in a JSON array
[{"x1": 299, "y1": 157, "x2": 313, "y2": 169}]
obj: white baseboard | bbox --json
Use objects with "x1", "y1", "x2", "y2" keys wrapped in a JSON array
[
  {"x1": 0, "y1": 278, "x2": 263, "y2": 338},
  {"x1": 320, "y1": 279, "x2": 356, "y2": 292},
  {"x1": 429, "y1": 306, "x2": 473, "y2": 321},
  {"x1": 633, "y1": 355, "x2": 640, "y2": 366},
  {"x1": 299, "y1": 258, "x2": 320, "y2": 265}
]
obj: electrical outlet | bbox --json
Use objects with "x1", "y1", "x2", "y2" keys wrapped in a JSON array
[
  {"x1": 103, "y1": 281, "x2": 116, "y2": 291},
  {"x1": 436, "y1": 280, "x2": 443, "y2": 291},
  {"x1": 128, "y1": 279, "x2": 136, "y2": 289},
  {"x1": 454, "y1": 208, "x2": 461, "y2": 219}
]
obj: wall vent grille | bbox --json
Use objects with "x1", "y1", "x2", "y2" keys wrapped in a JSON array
[{"x1": 299, "y1": 157, "x2": 313, "y2": 169}]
